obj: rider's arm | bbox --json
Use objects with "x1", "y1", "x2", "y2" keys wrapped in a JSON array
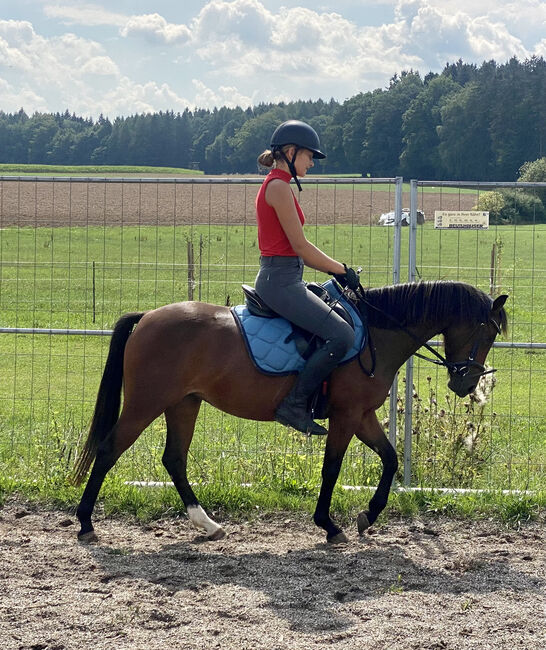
[{"x1": 265, "y1": 179, "x2": 345, "y2": 275}]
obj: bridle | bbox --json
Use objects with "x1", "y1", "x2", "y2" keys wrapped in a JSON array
[
  {"x1": 413, "y1": 319, "x2": 500, "y2": 379},
  {"x1": 352, "y1": 286, "x2": 501, "y2": 380}
]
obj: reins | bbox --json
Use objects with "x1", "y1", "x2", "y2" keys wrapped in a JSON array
[{"x1": 353, "y1": 286, "x2": 499, "y2": 379}]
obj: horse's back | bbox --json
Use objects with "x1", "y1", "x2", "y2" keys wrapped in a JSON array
[
  {"x1": 123, "y1": 300, "x2": 236, "y2": 374},
  {"x1": 118, "y1": 300, "x2": 285, "y2": 419},
  {"x1": 136, "y1": 300, "x2": 233, "y2": 333}
]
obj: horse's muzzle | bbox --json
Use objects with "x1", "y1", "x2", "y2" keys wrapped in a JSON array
[
  {"x1": 447, "y1": 362, "x2": 495, "y2": 397},
  {"x1": 448, "y1": 373, "x2": 479, "y2": 397}
]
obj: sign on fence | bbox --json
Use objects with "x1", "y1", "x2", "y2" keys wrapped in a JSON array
[{"x1": 434, "y1": 210, "x2": 489, "y2": 229}]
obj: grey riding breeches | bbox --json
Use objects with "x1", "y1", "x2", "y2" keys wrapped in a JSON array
[{"x1": 255, "y1": 256, "x2": 354, "y2": 360}]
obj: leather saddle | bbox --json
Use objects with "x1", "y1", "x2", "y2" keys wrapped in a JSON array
[{"x1": 241, "y1": 282, "x2": 354, "y2": 359}]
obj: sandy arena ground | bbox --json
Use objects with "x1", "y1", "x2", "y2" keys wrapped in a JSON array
[{"x1": 0, "y1": 497, "x2": 544, "y2": 650}]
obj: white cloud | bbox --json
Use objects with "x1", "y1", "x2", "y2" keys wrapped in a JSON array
[
  {"x1": 79, "y1": 56, "x2": 119, "y2": 76},
  {"x1": 0, "y1": 1, "x2": 543, "y2": 117},
  {"x1": 100, "y1": 77, "x2": 192, "y2": 115},
  {"x1": 535, "y1": 38, "x2": 546, "y2": 58},
  {"x1": 0, "y1": 78, "x2": 48, "y2": 113},
  {"x1": 192, "y1": 79, "x2": 255, "y2": 109},
  {"x1": 0, "y1": 19, "x2": 35, "y2": 42},
  {"x1": 194, "y1": 0, "x2": 272, "y2": 44},
  {"x1": 0, "y1": 20, "x2": 118, "y2": 80},
  {"x1": 44, "y1": 3, "x2": 127, "y2": 27},
  {"x1": 120, "y1": 13, "x2": 192, "y2": 44},
  {"x1": 467, "y1": 17, "x2": 529, "y2": 61},
  {"x1": 395, "y1": 1, "x2": 532, "y2": 67},
  {"x1": 0, "y1": 19, "x2": 121, "y2": 115}
]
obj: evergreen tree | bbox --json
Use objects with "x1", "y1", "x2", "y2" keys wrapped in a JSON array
[
  {"x1": 437, "y1": 82, "x2": 494, "y2": 180},
  {"x1": 0, "y1": 57, "x2": 543, "y2": 179},
  {"x1": 362, "y1": 72, "x2": 423, "y2": 177},
  {"x1": 400, "y1": 75, "x2": 460, "y2": 179}
]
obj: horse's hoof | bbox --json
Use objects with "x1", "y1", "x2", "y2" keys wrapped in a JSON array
[
  {"x1": 327, "y1": 531, "x2": 349, "y2": 544},
  {"x1": 207, "y1": 527, "x2": 226, "y2": 541},
  {"x1": 357, "y1": 511, "x2": 371, "y2": 536},
  {"x1": 78, "y1": 530, "x2": 98, "y2": 544}
]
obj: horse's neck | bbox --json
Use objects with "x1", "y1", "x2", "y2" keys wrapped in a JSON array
[{"x1": 369, "y1": 322, "x2": 442, "y2": 381}]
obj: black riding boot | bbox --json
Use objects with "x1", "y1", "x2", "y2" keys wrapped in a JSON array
[{"x1": 275, "y1": 340, "x2": 343, "y2": 436}]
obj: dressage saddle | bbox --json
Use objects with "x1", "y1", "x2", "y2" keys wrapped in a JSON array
[{"x1": 241, "y1": 282, "x2": 354, "y2": 360}]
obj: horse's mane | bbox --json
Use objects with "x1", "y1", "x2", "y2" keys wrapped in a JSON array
[{"x1": 360, "y1": 281, "x2": 508, "y2": 332}]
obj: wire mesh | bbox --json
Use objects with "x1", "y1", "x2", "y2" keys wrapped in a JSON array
[
  {"x1": 1, "y1": 176, "x2": 544, "y2": 493},
  {"x1": 0, "y1": 175, "x2": 399, "y2": 492},
  {"x1": 395, "y1": 180, "x2": 546, "y2": 491}
]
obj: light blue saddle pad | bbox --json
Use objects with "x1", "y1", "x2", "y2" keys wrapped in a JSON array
[{"x1": 231, "y1": 280, "x2": 366, "y2": 376}]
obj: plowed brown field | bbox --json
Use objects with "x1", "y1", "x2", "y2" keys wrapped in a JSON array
[{"x1": 0, "y1": 178, "x2": 477, "y2": 227}]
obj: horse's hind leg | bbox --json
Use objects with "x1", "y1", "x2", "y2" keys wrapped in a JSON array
[
  {"x1": 76, "y1": 412, "x2": 151, "y2": 542},
  {"x1": 163, "y1": 396, "x2": 225, "y2": 541}
]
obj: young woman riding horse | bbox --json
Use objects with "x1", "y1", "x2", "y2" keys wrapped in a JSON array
[
  {"x1": 255, "y1": 120, "x2": 360, "y2": 436},
  {"x1": 71, "y1": 123, "x2": 508, "y2": 545}
]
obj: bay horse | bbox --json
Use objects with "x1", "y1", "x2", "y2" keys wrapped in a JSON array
[{"x1": 72, "y1": 281, "x2": 508, "y2": 544}]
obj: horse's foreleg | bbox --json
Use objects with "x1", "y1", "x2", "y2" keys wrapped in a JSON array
[
  {"x1": 76, "y1": 412, "x2": 149, "y2": 542},
  {"x1": 355, "y1": 413, "x2": 398, "y2": 534},
  {"x1": 313, "y1": 419, "x2": 355, "y2": 544},
  {"x1": 163, "y1": 396, "x2": 225, "y2": 541}
]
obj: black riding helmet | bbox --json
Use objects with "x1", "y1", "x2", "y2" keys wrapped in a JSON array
[
  {"x1": 270, "y1": 120, "x2": 326, "y2": 191},
  {"x1": 270, "y1": 120, "x2": 326, "y2": 159}
]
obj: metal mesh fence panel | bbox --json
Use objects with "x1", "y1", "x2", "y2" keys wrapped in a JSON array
[
  {"x1": 0, "y1": 175, "x2": 400, "y2": 492},
  {"x1": 394, "y1": 181, "x2": 546, "y2": 492},
  {"x1": 1, "y1": 176, "x2": 543, "y2": 494}
]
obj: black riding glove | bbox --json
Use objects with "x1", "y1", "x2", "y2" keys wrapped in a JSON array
[{"x1": 331, "y1": 264, "x2": 360, "y2": 291}]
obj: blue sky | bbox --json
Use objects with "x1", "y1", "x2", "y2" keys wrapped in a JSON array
[{"x1": 1, "y1": 0, "x2": 544, "y2": 118}]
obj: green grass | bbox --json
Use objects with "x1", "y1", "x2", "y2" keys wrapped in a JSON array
[
  {"x1": 0, "y1": 220, "x2": 545, "y2": 522},
  {"x1": 0, "y1": 164, "x2": 204, "y2": 177}
]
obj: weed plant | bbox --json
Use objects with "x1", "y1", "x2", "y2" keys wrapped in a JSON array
[{"x1": 392, "y1": 374, "x2": 498, "y2": 488}]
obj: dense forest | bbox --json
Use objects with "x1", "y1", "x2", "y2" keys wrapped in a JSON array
[{"x1": 0, "y1": 57, "x2": 544, "y2": 181}]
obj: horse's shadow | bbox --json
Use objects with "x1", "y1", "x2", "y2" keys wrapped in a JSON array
[{"x1": 83, "y1": 527, "x2": 544, "y2": 634}]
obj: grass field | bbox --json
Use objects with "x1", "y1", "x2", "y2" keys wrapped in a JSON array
[
  {"x1": 0, "y1": 163, "x2": 204, "y2": 176},
  {"x1": 0, "y1": 182, "x2": 544, "y2": 521}
]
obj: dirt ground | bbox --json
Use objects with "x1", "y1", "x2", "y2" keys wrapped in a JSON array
[
  {"x1": 0, "y1": 498, "x2": 544, "y2": 650},
  {"x1": 0, "y1": 178, "x2": 478, "y2": 227}
]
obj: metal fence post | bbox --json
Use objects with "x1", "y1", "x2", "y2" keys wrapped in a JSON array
[
  {"x1": 388, "y1": 177, "x2": 404, "y2": 449},
  {"x1": 403, "y1": 180, "x2": 418, "y2": 485}
]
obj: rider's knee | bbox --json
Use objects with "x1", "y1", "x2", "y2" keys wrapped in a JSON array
[{"x1": 324, "y1": 324, "x2": 354, "y2": 360}]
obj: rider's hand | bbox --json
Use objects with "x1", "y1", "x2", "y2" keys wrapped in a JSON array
[{"x1": 332, "y1": 264, "x2": 360, "y2": 291}]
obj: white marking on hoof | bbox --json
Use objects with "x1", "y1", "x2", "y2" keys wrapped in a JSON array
[{"x1": 187, "y1": 505, "x2": 224, "y2": 540}]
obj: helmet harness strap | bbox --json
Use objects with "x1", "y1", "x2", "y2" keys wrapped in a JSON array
[{"x1": 278, "y1": 146, "x2": 303, "y2": 193}]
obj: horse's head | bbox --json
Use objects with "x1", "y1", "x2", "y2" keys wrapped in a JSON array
[{"x1": 444, "y1": 294, "x2": 508, "y2": 397}]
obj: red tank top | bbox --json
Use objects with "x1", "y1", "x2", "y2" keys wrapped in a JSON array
[{"x1": 256, "y1": 168, "x2": 305, "y2": 256}]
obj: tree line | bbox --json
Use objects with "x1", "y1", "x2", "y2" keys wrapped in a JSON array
[{"x1": 0, "y1": 57, "x2": 544, "y2": 181}]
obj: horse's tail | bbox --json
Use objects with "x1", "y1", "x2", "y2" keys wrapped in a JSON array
[{"x1": 71, "y1": 312, "x2": 145, "y2": 485}]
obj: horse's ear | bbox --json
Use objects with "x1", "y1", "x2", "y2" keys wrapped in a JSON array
[{"x1": 492, "y1": 294, "x2": 508, "y2": 311}]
